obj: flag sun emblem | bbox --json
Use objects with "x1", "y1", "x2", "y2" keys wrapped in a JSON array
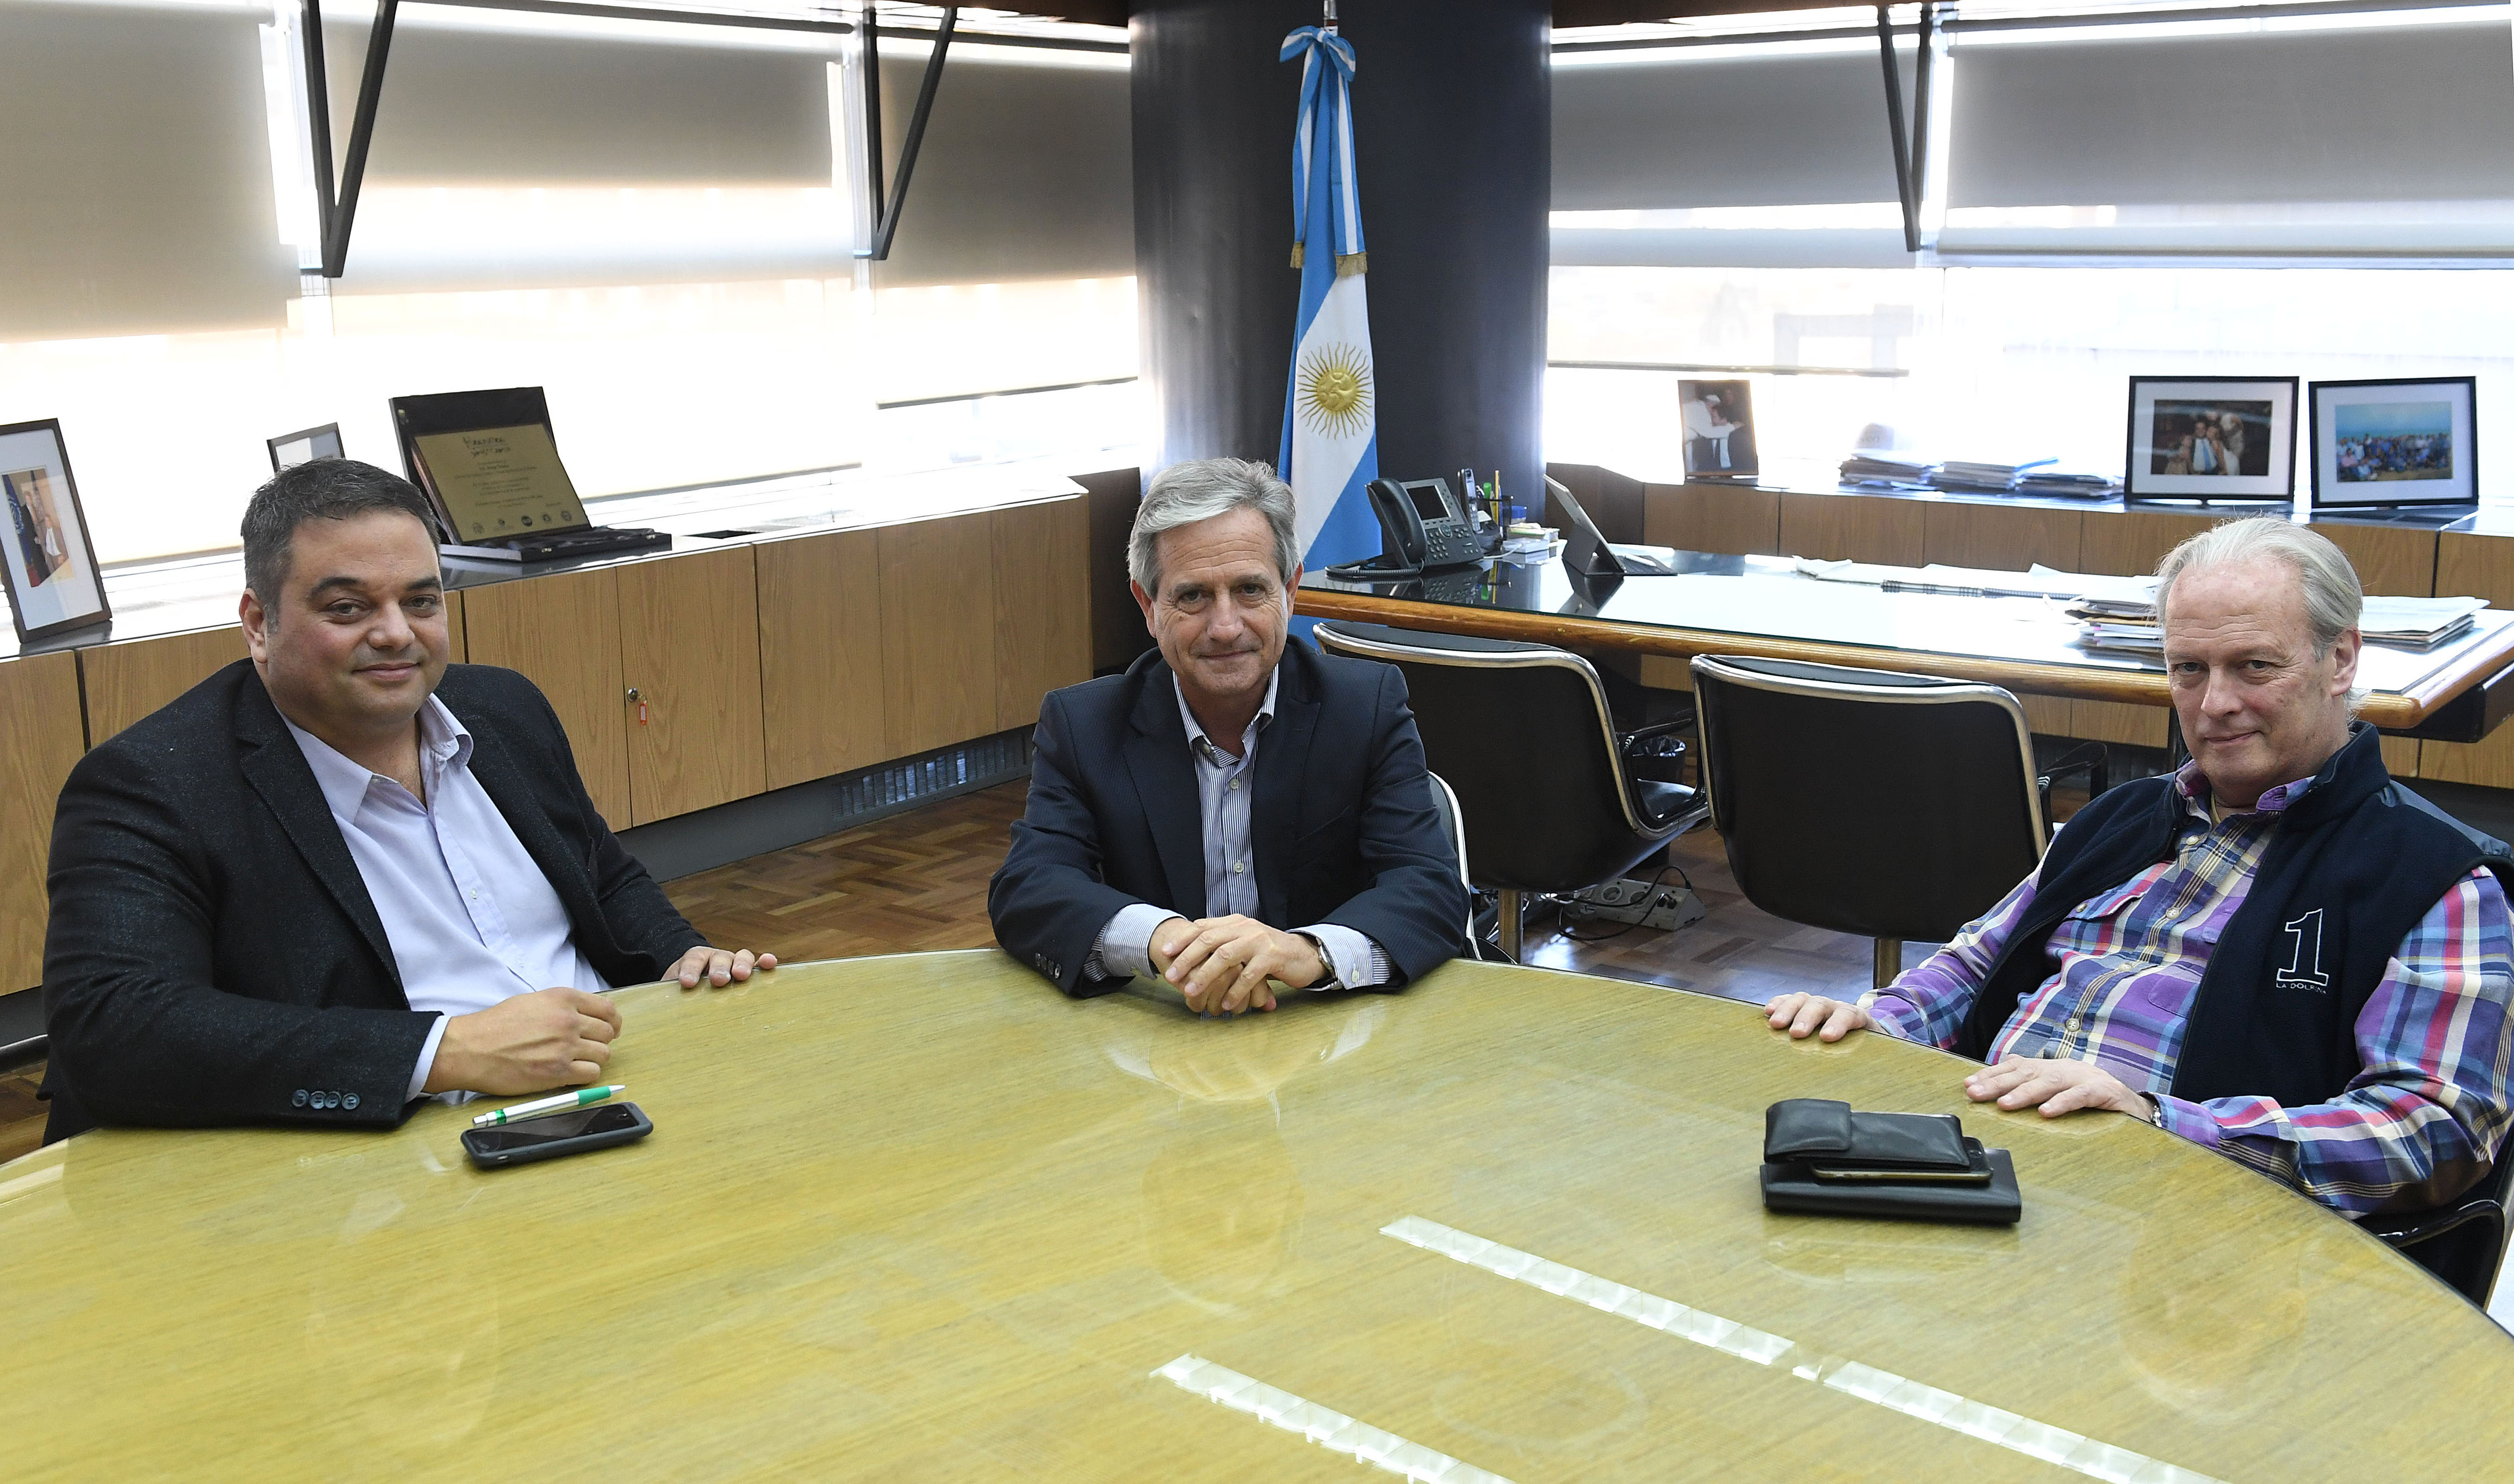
[{"x1": 1297, "y1": 343, "x2": 1373, "y2": 439}]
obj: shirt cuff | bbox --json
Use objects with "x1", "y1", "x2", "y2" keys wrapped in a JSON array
[
  {"x1": 1089, "y1": 903, "x2": 1182, "y2": 983},
  {"x1": 2151, "y1": 1094, "x2": 2221, "y2": 1149},
  {"x1": 1865, "y1": 991, "x2": 1927, "y2": 1042},
  {"x1": 1296, "y1": 923, "x2": 1390, "y2": 991},
  {"x1": 406, "y1": 1013, "x2": 448, "y2": 1103}
]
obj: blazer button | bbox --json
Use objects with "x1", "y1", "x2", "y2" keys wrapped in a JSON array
[
  {"x1": 292, "y1": 1089, "x2": 310, "y2": 1108},
  {"x1": 342, "y1": 1093, "x2": 360, "y2": 1111}
]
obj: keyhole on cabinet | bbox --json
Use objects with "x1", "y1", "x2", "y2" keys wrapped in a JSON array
[{"x1": 627, "y1": 686, "x2": 649, "y2": 726}]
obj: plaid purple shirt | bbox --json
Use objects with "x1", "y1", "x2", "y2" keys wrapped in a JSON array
[{"x1": 1872, "y1": 760, "x2": 2514, "y2": 1215}]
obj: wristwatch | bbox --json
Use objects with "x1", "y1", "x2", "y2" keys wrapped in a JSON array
[{"x1": 2142, "y1": 1093, "x2": 2167, "y2": 1128}]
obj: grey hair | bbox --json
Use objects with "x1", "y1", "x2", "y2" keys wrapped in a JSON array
[
  {"x1": 2154, "y1": 517, "x2": 2362, "y2": 657},
  {"x1": 1128, "y1": 457, "x2": 1300, "y2": 594},
  {"x1": 2156, "y1": 516, "x2": 2370, "y2": 714}
]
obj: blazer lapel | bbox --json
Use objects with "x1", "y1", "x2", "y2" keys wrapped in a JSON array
[
  {"x1": 1123, "y1": 665, "x2": 1207, "y2": 916},
  {"x1": 232, "y1": 676, "x2": 402, "y2": 990},
  {"x1": 1252, "y1": 649, "x2": 1320, "y2": 925}
]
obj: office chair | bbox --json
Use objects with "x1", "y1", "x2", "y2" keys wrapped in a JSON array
[
  {"x1": 1690, "y1": 654, "x2": 2048, "y2": 988},
  {"x1": 1421, "y1": 770, "x2": 1484, "y2": 959},
  {"x1": 2361, "y1": 1150, "x2": 2514, "y2": 1308},
  {"x1": 1313, "y1": 622, "x2": 1709, "y2": 959}
]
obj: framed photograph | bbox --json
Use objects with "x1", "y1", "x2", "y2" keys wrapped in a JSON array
[
  {"x1": 0, "y1": 419, "x2": 110, "y2": 644},
  {"x1": 267, "y1": 422, "x2": 345, "y2": 473},
  {"x1": 1678, "y1": 378, "x2": 1758, "y2": 482},
  {"x1": 2309, "y1": 377, "x2": 2476, "y2": 512},
  {"x1": 2123, "y1": 376, "x2": 2297, "y2": 503}
]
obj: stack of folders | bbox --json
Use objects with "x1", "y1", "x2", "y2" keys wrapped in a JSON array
[
  {"x1": 1927, "y1": 457, "x2": 2056, "y2": 494},
  {"x1": 2069, "y1": 593, "x2": 2490, "y2": 653},
  {"x1": 2014, "y1": 470, "x2": 2123, "y2": 499},
  {"x1": 2360, "y1": 595, "x2": 2489, "y2": 649},
  {"x1": 1838, "y1": 452, "x2": 1937, "y2": 490},
  {"x1": 2065, "y1": 582, "x2": 2163, "y2": 653}
]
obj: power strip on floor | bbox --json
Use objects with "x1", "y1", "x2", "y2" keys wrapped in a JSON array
[{"x1": 1564, "y1": 878, "x2": 1708, "y2": 932}]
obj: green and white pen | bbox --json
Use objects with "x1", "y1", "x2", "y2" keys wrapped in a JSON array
[{"x1": 471, "y1": 1084, "x2": 626, "y2": 1127}]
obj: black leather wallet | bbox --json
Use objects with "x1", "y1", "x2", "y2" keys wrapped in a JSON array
[{"x1": 1759, "y1": 1099, "x2": 2022, "y2": 1224}]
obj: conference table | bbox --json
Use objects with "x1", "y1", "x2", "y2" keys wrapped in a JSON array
[
  {"x1": 6, "y1": 954, "x2": 2508, "y2": 1481},
  {"x1": 1296, "y1": 551, "x2": 2514, "y2": 740}
]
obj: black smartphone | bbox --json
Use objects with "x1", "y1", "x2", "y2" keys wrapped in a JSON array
[{"x1": 460, "y1": 1102, "x2": 653, "y2": 1170}]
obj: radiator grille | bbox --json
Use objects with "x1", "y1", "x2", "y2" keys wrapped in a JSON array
[{"x1": 827, "y1": 729, "x2": 1032, "y2": 828}]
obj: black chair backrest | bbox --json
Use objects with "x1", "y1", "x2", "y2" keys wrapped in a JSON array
[
  {"x1": 1691, "y1": 654, "x2": 2047, "y2": 943},
  {"x1": 1313, "y1": 623, "x2": 1653, "y2": 893}
]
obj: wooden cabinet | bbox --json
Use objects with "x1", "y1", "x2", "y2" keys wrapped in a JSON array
[
  {"x1": 1642, "y1": 482, "x2": 1780, "y2": 556},
  {"x1": 459, "y1": 565, "x2": 633, "y2": 826},
  {"x1": 2421, "y1": 532, "x2": 2514, "y2": 787},
  {"x1": 1778, "y1": 491, "x2": 1922, "y2": 565},
  {"x1": 618, "y1": 546, "x2": 766, "y2": 824},
  {"x1": 879, "y1": 511, "x2": 999, "y2": 759},
  {"x1": 757, "y1": 528, "x2": 888, "y2": 791},
  {"x1": 0, "y1": 652, "x2": 87, "y2": 993},
  {"x1": 992, "y1": 498, "x2": 1090, "y2": 733},
  {"x1": 81, "y1": 627, "x2": 249, "y2": 746}
]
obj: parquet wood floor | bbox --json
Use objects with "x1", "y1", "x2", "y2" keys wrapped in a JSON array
[{"x1": 0, "y1": 777, "x2": 1975, "y2": 1163}]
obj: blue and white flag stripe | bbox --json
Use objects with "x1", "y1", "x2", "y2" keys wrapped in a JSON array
[{"x1": 1279, "y1": 24, "x2": 1378, "y2": 573}]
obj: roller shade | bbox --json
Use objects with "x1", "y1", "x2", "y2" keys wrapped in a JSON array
[
  {"x1": 1552, "y1": 43, "x2": 1918, "y2": 269},
  {"x1": 0, "y1": 1, "x2": 299, "y2": 341},
  {"x1": 1942, "y1": 15, "x2": 2514, "y2": 255}
]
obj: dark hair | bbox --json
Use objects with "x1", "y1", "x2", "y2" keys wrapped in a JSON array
[{"x1": 241, "y1": 459, "x2": 440, "y2": 602}]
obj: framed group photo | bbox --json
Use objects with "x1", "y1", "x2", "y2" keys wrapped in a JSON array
[
  {"x1": 0, "y1": 419, "x2": 110, "y2": 644},
  {"x1": 2123, "y1": 376, "x2": 2297, "y2": 503},
  {"x1": 2309, "y1": 376, "x2": 2476, "y2": 512}
]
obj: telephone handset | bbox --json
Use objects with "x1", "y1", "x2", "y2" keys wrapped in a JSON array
[{"x1": 1328, "y1": 477, "x2": 1483, "y2": 580}]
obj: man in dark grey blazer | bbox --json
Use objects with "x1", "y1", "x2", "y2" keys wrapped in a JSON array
[
  {"x1": 40, "y1": 460, "x2": 773, "y2": 1141},
  {"x1": 988, "y1": 458, "x2": 1465, "y2": 1016}
]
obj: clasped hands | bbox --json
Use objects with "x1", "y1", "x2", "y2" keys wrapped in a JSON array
[
  {"x1": 423, "y1": 944, "x2": 776, "y2": 1096},
  {"x1": 1151, "y1": 914, "x2": 1325, "y2": 1017},
  {"x1": 1761, "y1": 992, "x2": 2156, "y2": 1120}
]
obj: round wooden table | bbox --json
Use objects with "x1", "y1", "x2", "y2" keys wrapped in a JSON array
[{"x1": 6, "y1": 954, "x2": 2507, "y2": 1481}]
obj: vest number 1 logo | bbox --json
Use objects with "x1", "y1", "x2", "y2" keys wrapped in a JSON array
[{"x1": 2279, "y1": 909, "x2": 2331, "y2": 992}]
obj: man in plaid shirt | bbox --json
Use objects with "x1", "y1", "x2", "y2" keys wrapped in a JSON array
[{"x1": 1767, "y1": 518, "x2": 2514, "y2": 1225}]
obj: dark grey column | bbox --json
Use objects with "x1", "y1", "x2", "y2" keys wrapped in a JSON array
[{"x1": 1132, "y1": 0, "x2": 1551, "y2": 512}]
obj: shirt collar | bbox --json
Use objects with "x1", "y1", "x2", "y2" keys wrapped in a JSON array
[
  {"x1": 281, "y1": 694, "x2": 473, "y2": 820},
  {"x1": 2172, "y1": 756, "x2": 2317, "y2": 820},
  {"x1": 1175, "y1": 667, "x2": 1279, "y2": 764}
]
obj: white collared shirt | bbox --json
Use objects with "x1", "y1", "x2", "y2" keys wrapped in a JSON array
[{"x1": 285, "y1": 695, "x2": 610, "y2": 1100}]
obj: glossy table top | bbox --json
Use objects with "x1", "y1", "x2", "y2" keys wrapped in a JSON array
[
  {"x1": 1297, "y1": 553, "x2": 2514, "y2": 729},
  {"x1": 6, "y1": 953, "x2": 2508, "y2": 1481}
]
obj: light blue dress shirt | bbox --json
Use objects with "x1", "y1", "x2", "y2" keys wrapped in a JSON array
[
  {"x1": 1088, "y1": 669, "x2": 1389, "y2": 991},
  {"x1": 284, "y1": 695, "x2": 611, "y2": 1101}
]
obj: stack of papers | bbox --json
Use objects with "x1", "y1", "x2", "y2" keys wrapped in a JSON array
[
  {"x1": 2077, "y1": 621, "x2": 2163, "y2": 653},
  {"x1": 1839, "y1": 453, "x2": 1937, "y2": 490},
  {"x1": 2015, "y1": 471, "x2": 2123, "y2": 499},
  {"x1": 1928, "y1": 458, "x2": 2057, "y2": 494},
  {"x1": 2361, "y1": 595, "x2": 2488, "y2": 649}
]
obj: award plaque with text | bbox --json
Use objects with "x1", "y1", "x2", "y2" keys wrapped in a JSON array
[{"x1": 412, "y1": 423, "x2": 589, "y2": 542}]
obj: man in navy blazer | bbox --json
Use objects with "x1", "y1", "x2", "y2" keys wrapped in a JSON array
[{"x1": 989, "y1": 458, "x2": 1465, "y2": 1015}]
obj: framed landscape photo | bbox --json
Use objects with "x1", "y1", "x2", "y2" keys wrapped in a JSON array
[
  {"x1": 2309, "y1": 376, "x2": 2476, "y2": 512},
  {"x1": 1678, "y1": 378, "x2": 1758, "y2": 482},
  {"x1": 2124, "y1": 376, "x2": 2297, "y2": 503},
  {"x1": 0, "y1": 419, "x2": 110, "y2": 644}
]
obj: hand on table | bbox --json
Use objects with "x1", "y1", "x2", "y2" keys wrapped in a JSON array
[
  {"x1": 1764, "y1": 992, "x2": 1875, "y2": 1043},
  {"x1": 424, "y1": 986, "x2": 621, "y2": 1095},
  {"x1": 1965, "y1": 1055, "x2": 2153, "y2": 1118},
  {"x1": 672, "y1": 945, "x2": 777, "y2": 989},
  {"x1": 1151, "y1": 915, "x2": 1325, "y2": 1017}
]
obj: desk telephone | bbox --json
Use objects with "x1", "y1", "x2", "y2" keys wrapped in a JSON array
[{"x1": 1330, "y1": 478, "x2": 1483, "y2": 580}]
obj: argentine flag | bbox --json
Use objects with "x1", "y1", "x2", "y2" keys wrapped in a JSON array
[{"x1": 1278, "y1": 25, "x2": 1379, "y2": 573}]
